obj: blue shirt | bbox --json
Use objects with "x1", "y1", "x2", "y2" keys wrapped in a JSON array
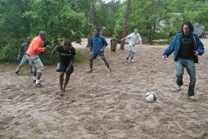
[{"x1": 91, "y1": 35, "x2": 108, "y2": 53}]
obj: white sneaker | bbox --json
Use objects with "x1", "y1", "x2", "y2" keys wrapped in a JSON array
[
  {"x1": 189, "y1": 96, "x2": 196, "y2": 101},
  {"x1": 131, "y1": 59, "x2": 135, "y2": 63},
  {"x1": 177, "y1": 85, "x2": 181, "y2": 91}
]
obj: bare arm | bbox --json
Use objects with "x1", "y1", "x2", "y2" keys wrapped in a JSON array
[
  {"x1": 139, "y1": 39, "x2": 142, "y2": 47},
  {"x1": 120, "y1": 36, "x2": 127, "y2": 41},
  {"x1": 66, "y1": 54, "x2": 75, "y2": 73},
  {"x1": 50, "y1": 46, "x2": 58, "y2": 60}
]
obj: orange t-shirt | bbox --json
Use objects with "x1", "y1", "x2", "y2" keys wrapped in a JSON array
[{"x1": 26, "y1": 35, "x2": 45, "y2": 55}]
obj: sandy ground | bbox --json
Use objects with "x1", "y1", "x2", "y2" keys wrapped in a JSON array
[{"x1": 1, "y1": 38, "x2": 208, "y2": 139}]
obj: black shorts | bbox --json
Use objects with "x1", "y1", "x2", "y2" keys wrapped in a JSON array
[{"x1": 57, "y1": 62, "x2": 74, "y2": 74}]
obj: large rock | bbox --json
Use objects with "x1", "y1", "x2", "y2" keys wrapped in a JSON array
[{"x1": 193, "y1": 23, "x2": 205, "y2": 38}]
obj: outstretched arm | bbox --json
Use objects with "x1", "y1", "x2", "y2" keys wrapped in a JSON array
[
  {"x1": 50, "y1": 46, "x2": 58, "y2": 60},
  {"x1": 120, "y1": 36, "x2": 127, "y2": 41}
]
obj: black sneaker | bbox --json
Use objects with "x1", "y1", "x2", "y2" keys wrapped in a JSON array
[{"x1": 87, "y1": 69, "x2": 93, "y2": 73}]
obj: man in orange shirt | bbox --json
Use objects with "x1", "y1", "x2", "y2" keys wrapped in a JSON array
[{"x1": 26, "y1": 31, "x2": 46, "y2": 88}]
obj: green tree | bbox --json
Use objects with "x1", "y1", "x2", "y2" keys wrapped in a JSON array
[
  {"x1": 114, "y1": 0, "x2": 208, "y2": 43},
  {"x1": 0, "y1": 0, "x2": 87, "y2": 63}
]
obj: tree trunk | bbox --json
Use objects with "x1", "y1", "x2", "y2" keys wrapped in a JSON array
[
  {"x1": 120, "y1": 0, "x2": 131, "y2": 50},
  {"x1": 111, "y1": 0, "x2": 115, "y2": 12},
  {"x1": 87, "y1": 0, "x2": 95, "y2": 47}
]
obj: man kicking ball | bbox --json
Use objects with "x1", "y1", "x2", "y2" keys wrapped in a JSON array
[{"x1": 50, "y1": 39, "x2": 76, "y2": 95}]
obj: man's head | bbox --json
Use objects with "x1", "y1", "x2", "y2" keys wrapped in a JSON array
[
  {"x1": 63, "y1": 39, "x2": 72, "y2": 50},
  {"x1": 26, "y1": 37, "x2": 31, "y2": 44},
  {"x1": 38, "y1": 31, "x2": 46, "y2": 40},
  {"x1": 134, "y1": 28, "x2": 138, "y2": 34},
  {"x1": 181, "y1": 21, "x2": 194, "y2": 35},
  {"x1": 94, "y1": 28, "x2": 100, "y2": 36}
]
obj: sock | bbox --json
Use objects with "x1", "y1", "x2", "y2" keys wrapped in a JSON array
[
  {"x1": 33, "y1": 76, "x2": 36, "y2": 81},
  {"x1": 36, "y1": 79, "x2": 40, "y2": 84}
]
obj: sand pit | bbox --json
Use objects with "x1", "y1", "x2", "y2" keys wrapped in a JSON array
[{"x1": 0, "y1": 39, "x2": 208, "y2": 139}]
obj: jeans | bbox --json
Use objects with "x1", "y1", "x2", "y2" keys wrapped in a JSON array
[
  {"x1": 15, "y1": 54, "x2": 32, "y2": 73},
  {"x1": 176, "y1": 58, "x2": 196, "y2": 96}
]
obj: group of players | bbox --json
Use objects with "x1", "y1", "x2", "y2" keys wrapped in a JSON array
[
  {"x1": 14, "y1": 28, "x2": 142, "y2": 96},
  {"x1": 14, "y1": 21, "x2": 205, "y2": 100}
]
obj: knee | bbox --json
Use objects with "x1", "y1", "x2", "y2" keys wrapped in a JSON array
[
  {"x1": 37, "y1": 66, "x2": 44, "y2": 73},
  {"x1": 59, "y1": 72, "x2": 64, "y2": 77}
]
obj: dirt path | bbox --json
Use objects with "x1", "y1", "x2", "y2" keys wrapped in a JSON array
[{"x1": 0, "y1": 40, "x2": 208, "y2": 139}]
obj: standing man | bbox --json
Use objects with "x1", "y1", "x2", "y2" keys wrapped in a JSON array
[
  {"x1": 50, "y1": 40, "x2": 76, "y2": 95},
  {"x1": 162, "y1": 21, "x2": 204, "y2": 100},
  {"x1": 88, "y1": 28, "x2": 111, "y2": 73},
  {"x1": 26, "y1": 31, "x2": 46, "y2": 88},
  {"x1": 15, "y1": 37, "x2": 32, "y2": 75},
  {"x1": 121, "y1": 28, "x2": 142, "y2": 63}
]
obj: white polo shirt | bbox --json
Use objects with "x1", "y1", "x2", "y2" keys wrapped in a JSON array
[{"x1": 127, "y1": 33, "x2": 142, "y2": 45}]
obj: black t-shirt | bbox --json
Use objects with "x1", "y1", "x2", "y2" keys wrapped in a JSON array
[
  {"x1": 178, "y1": 35, "x2": 195, "y2": 59},
  {"x1": 57, "y1": 45, "x2": 76, "y2": 65}
]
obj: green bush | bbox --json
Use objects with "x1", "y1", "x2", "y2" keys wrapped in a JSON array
[
  {"x1": 0, "y1": 40, "x2": 22, "y2": 63},
  {"x1": 40, "y1": 48, "x2": 89, "y2": 66}
]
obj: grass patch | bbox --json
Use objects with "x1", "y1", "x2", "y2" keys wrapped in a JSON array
[{"x1": 74, "y1": 50, "x2": 89, "y2": 64}]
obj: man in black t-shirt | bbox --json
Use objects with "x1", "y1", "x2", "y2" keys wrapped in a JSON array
[{"x1": 51, "y1": 39, "x2": 76, "y2": 95}]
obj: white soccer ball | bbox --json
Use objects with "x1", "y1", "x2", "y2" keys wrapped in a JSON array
[{"x1": 145, "y1": 92, "x2": 157, "y2": 103}]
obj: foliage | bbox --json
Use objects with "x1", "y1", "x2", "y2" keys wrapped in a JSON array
[
  {"x1": 0, "y1": 0, "x2": 208, "y2": 63},
  {"x1": 0, "y1": 39, "x2": 21, "y2": 63},
  {"x1": 96, "y1": 1, "x2": 121, "y2": 36},
  {"x1": 114, "y1": 0, "x2": 208, "y2": 44},
  {"x1": 0, "y1": 0, "x2": 87, "y2": 63}
]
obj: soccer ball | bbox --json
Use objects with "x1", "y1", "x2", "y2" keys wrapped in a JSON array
[{"x1": 145, "y1": 92, "x2": 157, "y2": 103}]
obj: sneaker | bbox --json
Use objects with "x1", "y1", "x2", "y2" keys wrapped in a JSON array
[
  {"x1": 177, "y1": 85, "x2": 181, "y2": 91},
  {"x1": 35, "y1": 83, "x2": 42, "y2": 88},
  {"x1": 15, "y1": 71, "x2": 19, "y2": 75},
  {"x1": 87, "y1": 69, "x2": 93, "y2": 73},
  {"x1": 131, "y1": 59, "x2": 135, "y2": 63},
  {"x1": 189, "y1": 96, "x2": 196, "y2": 101},
  {"x1": 126, "y1": 58, "x2": 129, "y2": 62},
  {"x1": 60, "y1": 91, "x2": 64, "y2": 96},
  {"x1": 108, "y1": 68, "x2": 112, "y2": 72}
]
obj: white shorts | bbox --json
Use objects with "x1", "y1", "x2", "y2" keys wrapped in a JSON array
[
  {"x1": 26, "y1": 55, "x2": 44, "y2": 73},
  {"x1": 129, "y1": 44, "x2": 136, "y2": 53}
]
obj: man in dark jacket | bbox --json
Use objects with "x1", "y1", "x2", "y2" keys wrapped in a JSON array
[
  {"x1": 15, "y1": 37, "x2": 32, "y2": 75},
  {"x1": 162, "y1": 21, "x2": 204, "y2": 101}
]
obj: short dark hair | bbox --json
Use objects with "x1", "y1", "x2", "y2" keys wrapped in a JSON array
[
  {"x1": 95, "y1": 28, "x2": 100, "y2": 32},
  {"x1": 64, "y1": 39, "x2": 72, "y2": 46},
  {"x1": 181, "y1": 21, "x2": 194, "y2": 33},
  {"x1": 38, "y1": 31, "x2": 46, "y2": 36}
]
